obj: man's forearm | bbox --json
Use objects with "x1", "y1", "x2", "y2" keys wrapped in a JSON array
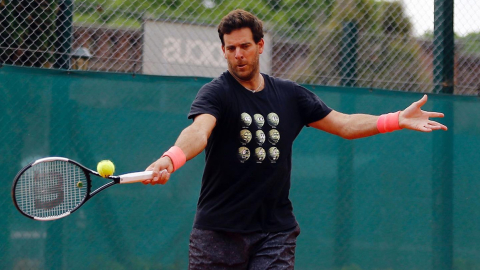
[
  {"x1": 311, "y1": 111, "x2": 380, "y2": 140},
  {"x1": 173, "y1": 113, "x2": 216, "y2": 161},
  {"x1": 174, "y1": 124, "x2": 210, "y2": 161},
  {"x1": 340, "y1": 113, "x2": 380, "y2": 140}
]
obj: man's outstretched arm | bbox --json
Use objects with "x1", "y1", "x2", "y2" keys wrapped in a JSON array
[
  {"x1": 310, "y1": 95, "x2": 447, "y2": 140},
  {"x1": 143, "y1": 113, "x2": 216, "y2": 185}
]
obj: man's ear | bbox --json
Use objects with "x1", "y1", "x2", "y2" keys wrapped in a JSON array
[
  {"x1": 222, "y1": 45, "x2": 226, "y2": 58},
  {"x1": 258, "y1": 39, "x2": 265, "y2": 54}
]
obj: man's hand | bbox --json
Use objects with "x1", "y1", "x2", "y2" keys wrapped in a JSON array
[
  {"x1": 142, "y1": 156, "x2": 174, "y2": 185},
  {"x1": 399, "y1": 95, "x2": 448, "y2": 132}
]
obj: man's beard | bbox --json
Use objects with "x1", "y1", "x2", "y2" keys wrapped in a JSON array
[{"x1": 227, "y1": 54, "x2": 260, "y2": 81}]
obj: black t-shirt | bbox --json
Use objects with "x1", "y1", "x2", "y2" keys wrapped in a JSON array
[{"x1": 188, "y1": 71, "x2": 332, "y2": 233}]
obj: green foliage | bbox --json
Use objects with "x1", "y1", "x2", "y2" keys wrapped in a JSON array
[
  {"x1": 377, "y1": 1, "x2": 412, "y2": 36},
  {"x1": 302, "y1": 0, "x2": 429, "y2": 91},
  {"x1": 73, "y1": 0, "x2": 334, "y2": 39},
  {"x1": 0, "y1": 0, "x2": 58, "y2": 67},
  {"x1": 1, "y1": 0, "x2": 426, "y2": 91},
  {"x1": 72, "y1": 0, "x2": 412, "y2": 41},
  {"x1": 324, "y1": 0, "x2": 412, "y2": 35},
  {"x1": 457, "y1": 32, "x2": 480, "y2": 56},
  {"x1": 328, "y1": 0, "x2": 376, "y2": 32},
  {"x1": 420, "y1": 31, "x2": 480, "y2": 56}
]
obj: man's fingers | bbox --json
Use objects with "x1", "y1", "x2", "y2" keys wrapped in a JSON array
[
  {"x1": 431, "y1": 122, "x2": 448, "y2": 131},
  {"x1": 158, "y1": 170, "x2": 171, "y2": 184},
  {"x1": 144, "y1": 157, "x2": 173, "y2": 186},
  {"x1": 426, "y1": 111, "x2": 444, "y2": 118},
  {"x1": 147, "y1": 169, "x2": 170, "y2": 185},
  {"x1": 410, "y1": 119, "x2": 447, "y2": 132},
  {"x1": 415, "y1": 94, "x2": 428, "y2": 108},
  {"x1": 142, "y1": 169, "x2": 155, "y2": 185},
  {"x1": 419, "y1": 121, "x2": 448, "y2": 132},
  {"x1": 149, "y1": 161, "x2": 164, "y2": 181}
]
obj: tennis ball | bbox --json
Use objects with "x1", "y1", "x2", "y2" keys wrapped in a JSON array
[
  {"x1": 77, "y1": 181, "x2": 83, "y2": 188},
  {"x1": 97, "y1": 160, "x2": 115, "y2": 178}
]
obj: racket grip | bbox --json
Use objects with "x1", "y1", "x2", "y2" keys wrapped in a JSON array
[{"x1": 118, "y1": 170, "x2": 166, "y2": 184}]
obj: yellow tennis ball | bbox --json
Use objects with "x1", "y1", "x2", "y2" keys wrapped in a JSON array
[{"x1": 97, "y1": 160, "x2": 115, "y2": 178}]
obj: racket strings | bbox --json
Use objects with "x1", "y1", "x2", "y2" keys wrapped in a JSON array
[{"x1": 15, "y1": 161, "x2": 88, "y2": 218}]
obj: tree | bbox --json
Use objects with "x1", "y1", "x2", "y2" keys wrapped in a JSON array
[
  {"x1": 0, "y1": 0, "x2": 58, "y2": 67},
  {"x1": 378, "y1": 1, "x2": 412, "y2": 36},
  {"x1": 72, "y1": 0, "x2": 333, "y2": 39},
  {"x1": 299, "y1": 0, "x2": 430, "y2": 91},
  {"x1": 457, "y1": 32, "x2": 480, "y2": 56}
]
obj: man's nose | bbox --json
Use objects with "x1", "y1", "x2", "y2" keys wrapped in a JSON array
[{"x1": 235, "y1": 49, "x2": 244, "y2": 59}]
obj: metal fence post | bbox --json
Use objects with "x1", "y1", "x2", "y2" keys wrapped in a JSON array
[
  {"x1": 54, "y1": 0, "x2": 73, "y2": 69},
  {"x1": 432, "y1": 0, "x2": 454, "y2": 270},
  {"x1": 434, "y1": 0, "x2": 454, "y2": 95}
]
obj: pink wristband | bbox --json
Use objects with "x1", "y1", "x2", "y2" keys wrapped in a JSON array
[
  {"x1": 162, "y1": 146, "x2": 186, "y2": 172},
  {"x1": 377, "y1": 111, "x2": 401, "y2": 133}
]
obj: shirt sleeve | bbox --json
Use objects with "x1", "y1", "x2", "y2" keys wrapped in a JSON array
[
  {"x1": 188, "y1": 80, "x2": 223, "y2": 121},
  {"x1": 294, "y1": 83, "x2": 332, "y2": 125}
]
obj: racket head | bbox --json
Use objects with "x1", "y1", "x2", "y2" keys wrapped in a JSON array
[{"x1": 12, "y1": 157, "x2": 92, "y2": 221}]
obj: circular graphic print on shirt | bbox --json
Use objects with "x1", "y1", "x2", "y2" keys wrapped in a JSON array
[
  {"x1": 268, "y1": 129, "x2": 280, "y2": 144},
  {"x1": 253, "y1": 114, "x2": 265, "y2": 129},
  {"x1": 240, "y1": 112, "x2": 252, "y2": 128},
  {"x1": 268, "y1": 147, "x2": 280, "y2": 163},
  {"x1": 240, "y1": 129, "x2": 252, "y2": 145},
  {"x1": 238, "y1": 147, "x2": 250, "y2": 163},
  {"x1": 255, "y1": 130, "x2": 266, "y2": 145},
  {"x1": 255, "y1": 147, "x2": 266, "y2": 163},
  {"x1": 267, "y1": 112, "x2": 279, "y2": 128}
]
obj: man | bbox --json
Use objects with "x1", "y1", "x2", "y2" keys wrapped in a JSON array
[{"x1": 143, "y1": 9, "x2": 447, "y2": 269}]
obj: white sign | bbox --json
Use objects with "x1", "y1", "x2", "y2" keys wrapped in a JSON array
[{"x1": 143, "y1": 20, "x2": 272, "y2": 77}]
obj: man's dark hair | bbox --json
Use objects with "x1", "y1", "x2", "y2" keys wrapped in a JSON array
[{"x1": 218, "y1": 9, "x2": 264, "y2": 46}]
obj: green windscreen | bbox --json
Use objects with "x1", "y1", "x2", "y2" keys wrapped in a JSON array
[{"x1": 1, "y1": 65, "x2": 478, "y2": 270}]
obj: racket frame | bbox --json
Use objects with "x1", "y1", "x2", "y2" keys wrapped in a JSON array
[{"x1": 12, "y1": 157, "x2": 153, "y2": 221}]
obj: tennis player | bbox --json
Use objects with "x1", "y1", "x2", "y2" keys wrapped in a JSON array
[{"x1": 144, "y1": 9, "x2": 447, "y2": 269}]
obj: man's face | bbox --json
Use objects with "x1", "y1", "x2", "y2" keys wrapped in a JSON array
[{"x1": 222, "y1": 27, "x2": 264, "y2": 81}]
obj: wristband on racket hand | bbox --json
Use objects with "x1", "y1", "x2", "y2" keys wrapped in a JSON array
[
  {"x1": 162, "y1": 146, "x2": 186, "y2": 172},
  {"x1": 377, "y1": 111, "x2": 402, "y2": 133}
]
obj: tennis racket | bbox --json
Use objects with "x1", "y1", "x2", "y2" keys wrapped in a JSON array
[{"x1": 12, "y1": 156, "x2": 160, "y2": 221}]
